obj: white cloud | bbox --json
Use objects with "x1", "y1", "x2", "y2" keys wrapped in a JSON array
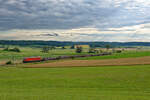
[{"x1": 1, "y1": 23, "x2": 150, "y2": 42}]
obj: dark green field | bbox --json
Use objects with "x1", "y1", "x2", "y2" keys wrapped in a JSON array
[{"x1": 0, "y1": 65, "x2": 150, "y2": 100}]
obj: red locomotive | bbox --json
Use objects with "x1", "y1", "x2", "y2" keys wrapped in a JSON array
[{"x1": 23, "y1": 56, "x2": 42, "y2": 63}]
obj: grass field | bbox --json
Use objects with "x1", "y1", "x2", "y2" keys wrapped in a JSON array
[
  {"x1": 0, "y1": 47, "x2": 90, "y2": 61},
  {"x1": 1, "y1": 46, "x2": 150, "y2": 67},
  {"x1": 1, "y1": 46, "x2": 150, "y2": 61},
  {"x1": 0, "y1": 65, "x2": 150, "y2": 100},
  {"x1": 78, "y1": 50, "x2": 150, "y2": 60}
]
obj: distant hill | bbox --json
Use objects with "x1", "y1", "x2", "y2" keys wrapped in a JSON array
[{"x1": 0, "y1": 40, "x2": 150, "y2": 47}]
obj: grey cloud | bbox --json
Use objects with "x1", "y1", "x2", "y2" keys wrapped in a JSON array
[
  {"x1": 78, "y1": 33, "x2": 150, "y2": 42},
  {"x1": 0, "y1": 0, "x2": 150, "y2": 42},
  {"x1": 0, "y1": 0, "x2": 124, "y2": 30},
  {"x1": 33, "y1": 33, "x2": 59, "y2": 37}
]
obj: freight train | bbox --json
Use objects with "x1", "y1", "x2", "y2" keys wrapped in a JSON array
[{"x1": 23, "y1": 52, "x2": 112, "y2": 63}]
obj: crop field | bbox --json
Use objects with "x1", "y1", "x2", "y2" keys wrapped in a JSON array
[
  {"x1": 0, "y1": 65, "x2": 150, "y2": 100},
  {"x1": 28, "y1": 56, "x2": 150, "y2": 68}
]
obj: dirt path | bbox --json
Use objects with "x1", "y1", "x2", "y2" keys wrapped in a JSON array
[{"x1": 28, "y1": 56, "x2": 150, "y2": 68}]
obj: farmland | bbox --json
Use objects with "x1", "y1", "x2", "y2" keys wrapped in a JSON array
[
  {"x1": 28, "y1": 56, "x2": 150, "y2": 68},
  {"x1": 0, "y1": 65, "x2": 150, "y2": 100},
  {"x1": 0, "y1": 47, "x2": 90, "y2": 64},
  {"x1": 1, "y1": 45, "x2": 150, "y2": 100},
  {"x1": 78, "y1": 50, "x2": 150, "y2": 60},
  {"x1": 1, "y1": 46, "x2": 150, "y2": 63}
]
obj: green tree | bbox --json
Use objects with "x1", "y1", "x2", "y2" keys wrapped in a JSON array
[
  {"x1": 76, "y1": 46, "x2": 82, "y2": 53},
  {"x1": 42, "y1": 46, "x2": 50, "y2": 53},
  {"x1": 3, "y1": 47, "x2": 21, "y2": 52},
  {"x1": 62, "y1": 46, "x2": 66, "y2": 49},
  {"x1": 6, "y1": 61, "x2": 12, "y2": 65},
  {"x1": 70, "y1": 45, "x2": 75, "y2": 49},
  {"x1": 50, "y1": 46, "x2": 56, "y2": 50},
  {"x1": 105, "y1": 44, "x2": 110, "y2": 51},
  {"x1": 10, "y1": 47, "x2": 21, "y2": 52},
  {"x1": 88, "y1": 48, "x2": 95, "y2": 53},
  {"x1": 3, "y1": 47, "x2": 9, "y2": 51}
]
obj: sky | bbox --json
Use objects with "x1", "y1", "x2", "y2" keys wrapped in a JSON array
[{"x1": 0, "y1": 0, "x2": 150, "y2": 42}]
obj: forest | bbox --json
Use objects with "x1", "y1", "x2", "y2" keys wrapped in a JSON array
[{"x1": 0, "y1": 40, "x2": 150, "y2": 47}]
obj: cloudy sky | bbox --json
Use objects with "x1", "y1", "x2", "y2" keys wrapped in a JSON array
[{"x1": 0, "y1": 0, "x2": 150, "y2": 42}]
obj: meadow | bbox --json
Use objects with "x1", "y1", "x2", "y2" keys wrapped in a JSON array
[
  {"x1": 1, "y1": 46, "x2": 150, "y2": 62},
  {"x1": 0, "y1": 47, "x2": 89, "y2": 62},
  {"x1": 0, "y1": 65, "x2": 150, "y2": 100},
  {"x1": 78, "y1": 50, "x2": 150, "y2": 60}
]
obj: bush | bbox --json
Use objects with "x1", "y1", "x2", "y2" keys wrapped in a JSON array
[
  {"x1": 62, "y1": 46, "x2": 66, "y2": 49},
  {"x1": 99, "y1": 49, "x2": 103, "y2": 53},
  {"x1": 70, "y1": 45, "x2": 75, "y2": 49},
  {"x1": 6, "y1": 61, "x2": 12, "y2": 65},
  {"x1": 42, "y1": 46, "x2": 50, "y2": 53},
  {"x1": 3, "y1": 47, "x2": 21, "y2": 52},
  {"x1": 9, "y1": 47, "x2": 21, "y2": 52},
  {"x1": 3, "y1": 47, "x2": 9, "y2": 51},
  {"x1": 88, "y1": 48, "x2": 95, "y2": 53},
  {"x1": 76, "y1": 46, "x2": 82, "y2": 53},
  {"x1": 116, "y1": 50, "x2": 122, "y2": 53},
  {"x1": 50, "y1": 46, "x2": 56, "y2": 50}
]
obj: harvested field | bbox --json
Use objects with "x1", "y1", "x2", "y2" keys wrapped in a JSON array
[
  {"x1": 0, "y1": 60, "x2": 7, "y2": 65},
  {"x1": 28, "y1": 56, "x2": 150, "y2": 68}
]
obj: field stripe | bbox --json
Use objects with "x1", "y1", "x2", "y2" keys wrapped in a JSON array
[{"x1": 27, "y1": 56, "x2": 150, "y2": 68}]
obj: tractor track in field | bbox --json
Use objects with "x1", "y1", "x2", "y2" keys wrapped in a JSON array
[{"x1": 27, "y1": 56, "x2": 150, "y2": 68}]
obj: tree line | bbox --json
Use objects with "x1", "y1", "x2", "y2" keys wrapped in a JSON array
[{"x1": 1, "y1": 40, "x2": 150, "y2": 47}]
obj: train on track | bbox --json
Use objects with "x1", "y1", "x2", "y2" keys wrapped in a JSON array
[{"x1": 23, "y1": 52, "x2": 112, "y2": 63}]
